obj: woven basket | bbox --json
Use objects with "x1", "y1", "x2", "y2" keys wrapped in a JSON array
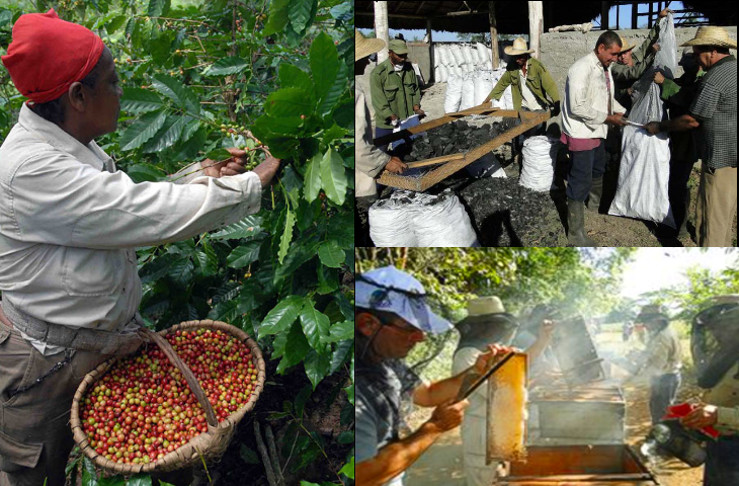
[{"x1": 70, "y1": 320, "x2": 266, "y2": 474}]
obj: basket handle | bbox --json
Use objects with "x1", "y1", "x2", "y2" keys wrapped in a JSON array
[{"x1": 138, "y1": 328, "x2": 219, "y2": 427}]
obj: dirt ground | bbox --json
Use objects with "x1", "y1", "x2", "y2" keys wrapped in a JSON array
[{"x1": 409, "y1": 82, "x2": 737, "y2": 247}]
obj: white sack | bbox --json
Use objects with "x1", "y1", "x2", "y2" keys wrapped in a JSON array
[
  {"x1": 520, "y1": 136, "x2": 557, "y2": 192},
  {"x1": 445, "y1": 74, "x2": 463, "y2": 113},
  {"x1": 460, "y1": 75, "x2": 476, "y2": 110}
]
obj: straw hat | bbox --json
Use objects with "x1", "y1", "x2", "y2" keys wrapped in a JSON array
[
  {"x1": 504, "y1": 37, "x2": 534, "y2": 56},
  {"x1": 617, "y1": 35, "x2": 636, "y2": 53},
  {"x1": 355, "y1": 29, "x2": 386, "y2": 61},
  {"x1": 681, "y1": 26, "x2": 737, "y2": 49}
]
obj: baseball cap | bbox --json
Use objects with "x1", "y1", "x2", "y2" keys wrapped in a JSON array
[
  {"x1": 356, "y1": 266, "x2": 453, "y2": 334},
  {"x1": 388, "y1": 39, "x2": 408, "y2": 55}
]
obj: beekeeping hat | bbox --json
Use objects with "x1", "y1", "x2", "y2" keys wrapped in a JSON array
[
  {"x1": 356, "y1": 266, "x2": 453, "y2": 334},
  {"x1": 636, "y1": 304, "x2": 669, "y2": 324},
  {"x1": 681, "y1": 26, "x2": 737, "y2": 49},
  {"x1": 355, "y1": 30, "x2": 386, "y2": 61},
  {"x1": 456, "y1": 296, "x2": 518, "y2": 341},
  {"x1": 504, "y1": 37, "x2": 534, "y2": 56}
]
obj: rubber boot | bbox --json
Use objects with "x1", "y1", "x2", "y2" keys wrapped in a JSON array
[
  {"x1": 587, "y1": 177, "x2": 603, "y2": 213},
  {"x1": 567, "y1": 199, "x2": 596, "y2": 246}
]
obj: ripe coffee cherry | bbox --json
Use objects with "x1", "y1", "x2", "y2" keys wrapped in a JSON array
[{"x1": 81, "y1": 328, "x2": 258, "y2": 464}]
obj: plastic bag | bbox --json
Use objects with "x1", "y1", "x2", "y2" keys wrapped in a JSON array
[
  {"x1": 460, "y1": 74, "x2": 476, "y2": 110},
  {"x1": 369, "y1": 190, "x2": 479, "y2": 247},
  {"x1": 520, "y1": 136, "x2": 557, "y2": 192},
  {"x1": 608, "y1": 13, "x2": 677, "y2": 227},
  {"x1": 445, "y1": 75, "x2": 463, "y2": 113}
]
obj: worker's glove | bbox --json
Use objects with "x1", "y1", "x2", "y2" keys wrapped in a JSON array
[{"x1": 550, "y1": 101, "x2": 561, "y2": 117}]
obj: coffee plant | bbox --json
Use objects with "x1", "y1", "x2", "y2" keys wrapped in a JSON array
[{"x1": 0, "y1": 0, "x2": 354, "y2": 485}]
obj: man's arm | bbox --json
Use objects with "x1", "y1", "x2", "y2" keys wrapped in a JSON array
[
  {"x1": 356, "y1": 400, "x2": 469, "y2": 486},
  {"x1": 539, "y1": 65, "x2": 561, "y2": 104},
  {"x1": 356, "y1": 91, "x2": 392, "y2": 177},
  {"x1": 484, "y1": 70, "x2": 513, "y2": 104}
]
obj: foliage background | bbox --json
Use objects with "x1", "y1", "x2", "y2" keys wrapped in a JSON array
[{"x1": 1, "y1": 0, "x2": 354, "y2": 485}]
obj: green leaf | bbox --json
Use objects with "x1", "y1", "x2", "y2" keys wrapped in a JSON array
[
  {"x1": 120, "y1": 88, "x2": 163, "y2": 114},
  {"x1": 273, "y1": 321, "x2": 311, "y2": 374},
  {"x1": 278, "y1": 209, "x2": 295, "y2": 265},
  {"x1": 300, "y1": 301, "x2": 330, "y2": 351},
  {"x1": 125, "y1": 163, "x2": 166, "y2": 183},
  {"x1": 318, "y1": 241, "x2": 344, "y2": 268},
  {"x1": 304, "y1": 349, "x2": 331, "y2": 390},
  {"x1": 143, "y1": 115, "x2": 189, "y2": 153},
  {"x1": 205, "y1": 147, "x2": 232, "y2": 161},
  {"x1": 147, "y1": 0, "x2": 170, "y2": 18},
  {"x1": 263, "y1": 0, "x2": 290, "y2": 36},
  {"x1": 265, "y1": 87, "x2": 314, "y2": 118},
  {"x1": 126, "y1": 475, "x2": 153, "y2": 486},
  {"x1": 203, "y1": 57, "x2": 250, "y2": 76},
  {"x1": 167, "y1": 256, "x2": 194, "y2": 288},
  {"x1": 320, "y1": 148, "x2": 347, "y2": 205},
  {"x1": 310, "y1": 33, "x2": 339, "y2": 102},
  {"x1": 227, "y1": 241, "x2": 261, "y2": 268},
  {"x1": 330, "y1": 339, "x2": 352, "y2": 374},
  {"x1": 330, "y1": 2, "x2": 353, "y2": 22},
  {"x1": 118, "y1": 110, "x2": 167, "y2": 151},
  {"x1": 303, "y1": 152, "x2": 321, "y2": 202},
  {"x1": 288, "y1": 0, "x2": 315, "y2": 35},
  {"x1": 193, "y1": 248, "x2": 218, "y2": 277},
  {"x1": 210, "y1": 216, "x2": 262, "y2": 240},
  {"x1": 323, "y1": 320, "x2": 353, "y2": 343},
  {"x1": 151, "y1": 73, "x2": 200, "y2": 116},
  {"x1": 259, "y1": 295, "x2": 305, "y2": 338},
  {"x1": 319, "y1": 61, "x2": 349, "y2": 115},
  {"x1": 340, "y1": 456, "x2": 355, "y2": 479},
  {"x1": 106, "y1": 14, "x2": 128, "y2": 34},
  {"x1": 240, "y1": 444, "x2": 260, "y2": 464},
  {"x1": 317, "y1": 264, "x2": 338, "y2": 295},
  {"x1": 278, "y1": 63, "x2": 314, "y2": 93}
]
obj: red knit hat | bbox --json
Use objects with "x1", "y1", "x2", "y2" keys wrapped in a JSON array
[{"x1": 1, "y1": 9, "x2": 105, "y2": 104}]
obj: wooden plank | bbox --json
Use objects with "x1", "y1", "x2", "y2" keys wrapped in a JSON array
[
  {"x1": 406, "y1": 153, "x2": 464, "y2": 168},
  {"x1": 378, "y1": 110, "x2": 550, "y2": 191},
  {"x1": 506, "y1": 473, "x2": 653, "y2": 482},
  {"x1": 373, "y1": 106, "x2": 519, "y2": 146}
]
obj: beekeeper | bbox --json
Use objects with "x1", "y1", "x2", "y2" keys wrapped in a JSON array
[
  {"x1": 356, "y1": 267, "x2": 508, "y2": 486},
  {"x1": 370, "y1": 39, "x2": 424, "y2": 151},
  {"x1": 0, "y1": 10, "x2": 279, "y2": 485},
  {"x1": 355, "y1": 31, "x2": 407, "y2": 246},
  {"x1": 560, "y1": 30, "x2": 628, "y2": 246},
  {"x1": 452, "y1": 297, "x2": 554, "y2": 486},
  {"x1": 682, "y1": 295, "x2": 739, "y2": 486},
  {"x1": 645, "y1": 26, "x2": 736, "y2": 247},
  {"x1": 629, "y1": 305, "x2": 683, "y2": 425}
]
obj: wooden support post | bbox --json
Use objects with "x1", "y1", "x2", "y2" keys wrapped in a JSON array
[
  {"x1": 648, "y1": 1, "x2": 654, "y2": 29},
  {"x1": 374, "y1": 1, "x2": 389, "y2": 64},
  {"x1": 426, "y1": 18, "x2": 434, "y2": 83},
  {"x1": 601, "y1": 1, "x2": 609, "y2": 30},
  {"x1": 631, "y1": 1, "x2": 638, "y2": 29},
  {"x1": 528, "y1": 1, "x2": 543, "y2": 59},
  {"x1": 488, "y1": 1, "x2": 499, "y2": 69}
]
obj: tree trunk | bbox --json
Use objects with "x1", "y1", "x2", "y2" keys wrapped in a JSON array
[{"x1": 488, "y1": 2, "x2": 499, "y2": 69}]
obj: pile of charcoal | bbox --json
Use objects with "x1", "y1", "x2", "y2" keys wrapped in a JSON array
[
  {"x1": 457, "y1": 176, "x2": 565, "y2": 246},
  {"x1": 405, "y1": 120, "x2": 505, "y2": 161}
]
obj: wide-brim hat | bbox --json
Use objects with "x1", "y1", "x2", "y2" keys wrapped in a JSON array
[
  {"x1": 355, "y1": 29, "x2": 386, "y2": 61},
  {"x1": 467, "y1": 296, "x2": 505, "y2": 316},
  {"x1": 618, "y1": 35, "x2": 636, "y2": 53},
  {"x1": 504, "y1": 37, "x2": 534, "y2": 56},
  {"x1": 681, "y1": 26, "x2": 737, "y2": 49},
  {"x1": 636, "y1": 304, "x2": 668, "y2": 323},
  {"x1": 356, "y1": 266, "x2": 453, "y2": 334}
]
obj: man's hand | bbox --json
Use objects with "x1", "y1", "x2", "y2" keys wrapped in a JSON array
[
  {"x1": 654, "y1": 71, "x2": 666, "y2": 85},
  {"x1": 681, "y1": 404, "x2": 718, "y2": 429},
  {"x1": 428, "y1": 400, "x2": 469, "y2": 432},
  {"x1": 413, "y1": 105, "x2": 426, "y2": 119},
  {"x1": 673, "y1": 114, "x2": 699, "y2": 131},
  {"x1": 645, "y1": 122, "x2": 661, "y2": 135},
  {"x1": 201, "y1": 147, "x2": 251, "y2": 177},
  {"x1": 385, "y1": 156, "x2": 408, "y2": 174},
  {"x1": 606, "y1": 113, "x2": 627, "y2": 127},
  {"x1": 658, "y1": 8, "x2": 671, "y2": 18},
  {"x1": 251, "y1": 150, "x2": 282, "y2": 187},
  {"x1": 473, "y1": 344, "x2": 514, "y2": 375},
  {"x1": 652, "y1": 43, "x2": 661, "y2": 54}
]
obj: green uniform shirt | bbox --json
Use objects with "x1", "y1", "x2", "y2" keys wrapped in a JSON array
[
  {"x1": 487, "y1": 57, "x2": 559, "y2": 111},
  {"x1": 370, "y1": 59, "x2": 421, "y2": 129}
]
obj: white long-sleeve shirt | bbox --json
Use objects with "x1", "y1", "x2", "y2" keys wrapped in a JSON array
[
  {"x1": 561, "y1": 51, "x2": 626, "y2": 140},
  {"x1": 0, "y1": 104, "x2": 261, "y2": 355}
]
